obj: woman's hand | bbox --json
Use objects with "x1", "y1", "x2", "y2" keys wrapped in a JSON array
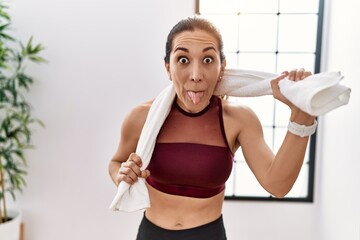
[
  {"x1": 271, "y1": 68, "x2": 312, "y2": 108},
  {"x1": 115, "y1": 153, "x2": 150, "y2": 185},
  {"x1": 271, "y1": 68, "x2": 315, "y2": 123}
]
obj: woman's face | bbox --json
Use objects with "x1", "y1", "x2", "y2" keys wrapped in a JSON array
[{"x1": 165, "y1": 29, "x2": 226, "y2": 113}]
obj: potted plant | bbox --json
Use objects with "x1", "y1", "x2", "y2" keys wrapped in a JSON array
[{"x1": 0, "y1": 2, "x2": 45, "y2": 238}]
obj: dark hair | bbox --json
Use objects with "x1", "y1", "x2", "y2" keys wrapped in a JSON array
[{"x1": 164, "y1": 16, "x2": 226, "y2": 64}]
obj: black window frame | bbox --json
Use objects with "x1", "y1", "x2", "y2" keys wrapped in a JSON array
[{"x1": 195, "y1": 0, "x2": 324, "y2": 203}]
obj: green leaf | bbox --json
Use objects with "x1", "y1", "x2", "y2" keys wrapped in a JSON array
[
  {"x1": 29, "y1": 55, "x2": 47, "y2": 63},
  {"x1": 0, "y1": 2, "x2": 46, "y2": 213},
  {"x1": 0, "y1": 23, "x2": 11, "y2": 32},
  {"x1": 17, "y1": 73, "x2": 33, "y2": 90}
]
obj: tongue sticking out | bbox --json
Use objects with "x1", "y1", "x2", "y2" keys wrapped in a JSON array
[{"x1": 187, "y1": 91, "x2": 204, "y2": 105}]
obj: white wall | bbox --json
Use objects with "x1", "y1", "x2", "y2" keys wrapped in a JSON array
[
  {"x1": 6, "y1": 0, "x2": 360, "y2": 240},
  {"x1": 316, "y1": 0, "x2": 360, "y2": 239},
  {"x1": 8, "y1": 0, "x2": 195, "y2": 239}
]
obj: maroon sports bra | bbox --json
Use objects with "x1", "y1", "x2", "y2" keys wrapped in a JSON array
[{"x1": 146, "y1": 96, "x2": 234, "y2": 198}]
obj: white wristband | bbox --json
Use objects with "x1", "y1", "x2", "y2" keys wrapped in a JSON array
[{"x1": 288, "y1": 119, "x2": 317, "y2": 137}]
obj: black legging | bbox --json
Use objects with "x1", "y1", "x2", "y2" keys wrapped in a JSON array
[{"x1": 136, "y1": 214, "x2": 227, "y2": 240}]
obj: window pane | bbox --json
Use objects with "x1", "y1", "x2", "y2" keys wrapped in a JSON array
[
  {"x1": 199, "y1": 0, "x2": 280, "y2": 14},
  {"x1": 238, "y1": 0, "x2": 279, "y2": 13},
  {"x1": 273, "y1": 127, "x2": 287, "y2": 152},
  {"x1": 277, "y1": 53, "x2": 315, "y2": 73},
  {"x1": 238, "y1": 53, "x2": 276, "y2": 72},
  {"x1": 225, "y1": 165, "x2": 236, "y2": 195},
  {"x1": 224, "y1": 52, "x2": 238, "y2": 68},
  {"x1": 263, "y1": 127, "x2": 275, "y2": 149},
  {"x1": 286, "y1": 164, "x2": 309, "y2": 197},
  {"x1": 231, "y1": 96, "x2": 274, "y2": 126},
  {"x1": 278, "y1": 15, "x2": 318, "y2": 52},
  {"x1": 279, "y1": 0, "x2": 319, "y2": 13},
  {"x1": 232, "y1": 161, "x2": 270, "y2": 197},
  {"x1": 199, "y1": 0, "x2": 242, "y2": 14},
  {"x1": 227, "y1": 143, "x2": 311, "y2": 198},
  {"x1": 238, "y1": 15, "x2": 278, "y2": 51},
  {"x1": 202, "y1": 14, "x2": 239, "y2": 52},
  {"x1": 274, "y1": 100, "x2": 291, "y2": 126}
]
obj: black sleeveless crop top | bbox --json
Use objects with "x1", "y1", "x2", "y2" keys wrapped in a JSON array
[{"x1": 146, "y1": 96, "x2": 234, "y2": 198}]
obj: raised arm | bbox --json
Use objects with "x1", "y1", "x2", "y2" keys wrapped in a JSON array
[{"x1": 235, "y1": 69, "x2": 315, "y2": 198}]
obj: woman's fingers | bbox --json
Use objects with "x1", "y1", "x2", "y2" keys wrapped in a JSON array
[
  {"x1": 128, "y1": 152, "x2": 143, "y2": 167},
  {"x1": 141, "y1": 170, "x2": 151, "y2": 179},
  {"x1": 271, "y1": 68, "x2": 313, "y2": 109},
  {"x1": 119, "y1": 162, "x2": 139, "y2": 184},
  {"x1": 288, "y1": 68, "x2": 312, "y2": 81},
  {"x1": 116, "y1": 153, "x2": 150, "y2": 185}
]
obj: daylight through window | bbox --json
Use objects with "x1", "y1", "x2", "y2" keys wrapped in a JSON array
[{"x1": 196, "y1": 0, "x2": 324, "y2": 202}]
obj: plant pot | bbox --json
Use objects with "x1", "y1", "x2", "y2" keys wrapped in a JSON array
[{"x1": 0, "y1": 209, "x2": 22, "y2": 240}]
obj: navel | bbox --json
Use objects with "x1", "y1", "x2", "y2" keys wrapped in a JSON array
[{"x1": 174, "y1": 222, "x2": 184, "y2": 229}]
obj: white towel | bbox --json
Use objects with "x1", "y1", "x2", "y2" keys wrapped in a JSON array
[
  {"x1": 109, "y1": 69, "x2": 351, "y2": 212},
  {"x1": 278, "y1": 71, "x2": 350, "y2": 116}
]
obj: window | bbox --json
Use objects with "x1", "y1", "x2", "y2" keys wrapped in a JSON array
[{"x1": 196, "y1": 0, "x2": 324, "y2": 202}]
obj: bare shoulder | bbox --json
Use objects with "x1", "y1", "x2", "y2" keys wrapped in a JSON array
[
  {"x1": 221, "y1": 98, "x2": 259, "y2": 123},
  {"x1": 122, "y1": 99, "x2": 154, "y2": 134},
  {"x1": 220, "y1": 97, "x2": 262, "y2": 152},
  {"x1": 110, "y1": 99, "x2": 154, "y2": 164}
]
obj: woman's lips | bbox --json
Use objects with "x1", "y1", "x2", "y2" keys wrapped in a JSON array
[{"x1": 187, "y1": 91, "x2": 204, "y2": 104}]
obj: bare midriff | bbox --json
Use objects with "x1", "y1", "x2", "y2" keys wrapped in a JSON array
[{"x1": 145, "y1": 183, "x2": 224, "y2": 230}]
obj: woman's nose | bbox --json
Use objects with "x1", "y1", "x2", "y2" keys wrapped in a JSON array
[{"x1": 191, "y1": 63, "x2": 203, "y2": 82}]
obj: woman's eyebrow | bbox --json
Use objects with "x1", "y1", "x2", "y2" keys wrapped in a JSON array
[
  {"x1": 174, "y1": 47, "x2": 189, "y2": 53},
  {"x1": 203, "y1": 46, "x2": 217, "y2": 53},
  {"x1": 173, "y1": 46, "x2": 217, "y2": 54}
]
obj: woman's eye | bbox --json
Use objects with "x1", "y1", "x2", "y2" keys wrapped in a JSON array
[
  {"x1": 203, "y1": 57, "x2": 213, "y2": 64},
  {"x1": 178, "y1": 57, "x2": 189, "y2": 64}
]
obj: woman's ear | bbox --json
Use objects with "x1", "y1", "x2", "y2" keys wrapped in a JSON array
[
  {"x1": 221, "y1": 59, "x2": 226, "y2": 74},
  {"x1": 165, "y1": 62, "x2": 171, "y2": 80},
  {"x1": 219, "y1": 59, "x2": 226, "y2": 81}
]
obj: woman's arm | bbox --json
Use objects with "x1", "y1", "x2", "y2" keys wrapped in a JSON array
[
  {"x1": 108, "y1": 103, "x2": 151, "y2": 186},
  {"x1": 236, "y1": 69, "x2": 315, "y2": 198}
]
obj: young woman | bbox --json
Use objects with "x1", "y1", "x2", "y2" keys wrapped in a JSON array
[{"x1": 109, "y1": 16, "x2": 315, "y2": 240}]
